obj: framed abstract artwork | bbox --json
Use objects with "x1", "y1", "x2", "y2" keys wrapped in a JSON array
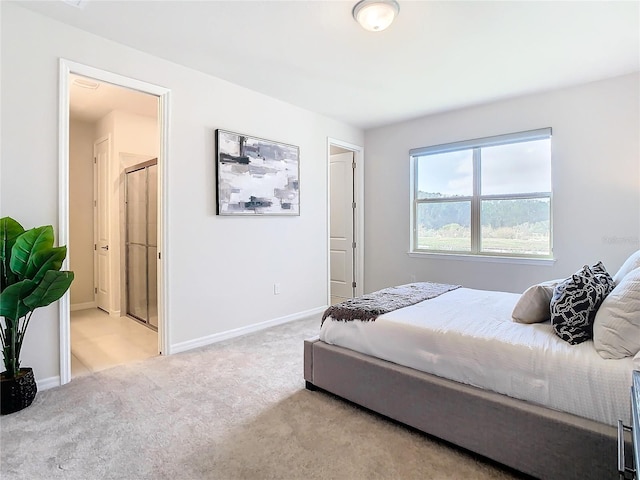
[{"x1": 215, "y1": 129, "x2": 300, "y2": 216}]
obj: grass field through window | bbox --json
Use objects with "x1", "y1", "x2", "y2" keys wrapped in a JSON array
[{"x1": 417, "y1": 224, "x2": 550, "y2": 255}]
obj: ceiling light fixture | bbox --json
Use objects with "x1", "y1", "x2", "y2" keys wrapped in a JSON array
[
  {"x1": 352, "y1": 0, "x2": 399, "y2": 32},
  {"x1": 73, "y1": 78, "x2": 100, "y2": 90}
]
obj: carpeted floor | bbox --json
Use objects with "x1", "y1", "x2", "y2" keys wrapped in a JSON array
[{"x1": 0, "y1": 315, "x2": 528, "y2": 480}]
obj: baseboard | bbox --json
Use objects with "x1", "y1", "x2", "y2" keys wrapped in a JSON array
[
  {"x1": 169, "y1": 306, "x2": 326, "y2": 354},
  {"x1": 70, "y1": 301, "x2": 97, "y2": 311},
  {"x1": 37, "y1": 375, "x2": 61, "y2": 391}
]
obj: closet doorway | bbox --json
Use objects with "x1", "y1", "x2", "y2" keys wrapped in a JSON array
[
  {"x1": 125, "y1": 159, "x2": 158, "y2": 330},
  {"x1": 327, "y1": 138, "x2": 365, "y2": 305}
]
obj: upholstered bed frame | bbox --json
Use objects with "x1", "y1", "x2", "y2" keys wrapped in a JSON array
[{"x1": 304, "y1": 336, "x2": 631, "y2": 480}]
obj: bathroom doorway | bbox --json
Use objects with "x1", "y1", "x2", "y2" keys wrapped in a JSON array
[{"x1": 63, "y1": 62, "x2": 167, "y2": 381}]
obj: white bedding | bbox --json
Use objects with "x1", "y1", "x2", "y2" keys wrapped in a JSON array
[{"x1": 320, "y1": 287, "x2": 634, "y2": 426}]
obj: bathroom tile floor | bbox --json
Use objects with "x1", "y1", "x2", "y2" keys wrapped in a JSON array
[{"x1": 71, "y1": 308, "x2": 157, "y2": 378}]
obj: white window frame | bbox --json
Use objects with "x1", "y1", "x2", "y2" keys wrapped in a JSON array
[{"x1": 410, "y1": 128, "x2": 553, "y2": 260}]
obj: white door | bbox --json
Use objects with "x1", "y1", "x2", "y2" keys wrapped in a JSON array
[
  {"x1": 330, "y1": 152, "x2": 355, "y2": 304},
  {"x1": 94, "y1": 137, "x2": 111, "y2": 312}
]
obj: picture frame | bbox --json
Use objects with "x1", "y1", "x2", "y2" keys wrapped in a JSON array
[{"x1": 215, "y1": 129, "x2": 300, "y2": 216}]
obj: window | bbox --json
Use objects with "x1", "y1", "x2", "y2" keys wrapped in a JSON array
[{"x1": 410, "y1": 128, "x2": 552, "y2": 259}]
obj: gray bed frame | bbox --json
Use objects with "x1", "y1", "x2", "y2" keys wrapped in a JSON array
[{"x1": 304, "y1": 336, "x2": 631, "y2": 480}]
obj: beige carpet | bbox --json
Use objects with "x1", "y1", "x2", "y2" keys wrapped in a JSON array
[{"x1": 0, "y1": 315, "x2": 527, "y2": 480}]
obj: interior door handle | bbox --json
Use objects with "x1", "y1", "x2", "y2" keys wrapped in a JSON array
[{"x1": 101, "y1": 245, "x2": 109, "y2": 251}]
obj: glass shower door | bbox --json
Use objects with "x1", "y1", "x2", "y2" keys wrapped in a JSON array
[
  {"x1": 147, "y1": 164, "x2": 158, "y2": 328},
  {"x1": 125, "y1": 159, "x2": 157, "y2": 330}
]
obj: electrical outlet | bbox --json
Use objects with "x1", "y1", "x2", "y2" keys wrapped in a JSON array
[{"x1": 274, "y1": 283, "x2": 281, "y2": 295}]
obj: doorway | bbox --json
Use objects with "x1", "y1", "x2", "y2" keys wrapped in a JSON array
[
  {"x1": 60, "y1": 59, "x2": 170, "y2": 385},
  {"x1": 327, "y1": 139, "x2": 364, "y2": 305},
  {"x1": 69, "y1": 77, "x2": 158, "y2": 378}
]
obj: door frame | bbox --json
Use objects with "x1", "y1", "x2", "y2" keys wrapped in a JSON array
[
  {"x1": 58, "y1": 59, "x2": 171, "y2": 385},
  {"x1": 327, "y1": 138, "x2": 364, "y2": 305}
]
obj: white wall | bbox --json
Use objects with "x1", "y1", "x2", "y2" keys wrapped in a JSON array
[
  {"x1": 69, "y1": 119, "x2": 96, "y2": 307},
  {"x1": 0, "y1": 3, "x2": 363, "y2": 383},
  {"x1": 364, "y1": 73, "x2": 640, "y2": 294}
]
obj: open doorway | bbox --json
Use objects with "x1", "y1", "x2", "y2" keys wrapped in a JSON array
[
  {"x1": 69, "y1": 74, "x2": 159, "y2": 378},
  {"x1": 60, "y1": 61, "x2": 169, "y2": 383},
  {"x1": 327, "y1": 139, "x2": 364, "y2": 305}
]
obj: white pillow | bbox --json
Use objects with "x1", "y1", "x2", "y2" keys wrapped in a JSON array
[
  {"x1": 593, "y1": 268, "x2": 640, "y2": 359},
  {"x1": 613, "y1": 250, "x2": 640, "y2": 285},
  {"x1": 512, "y1": 279, "x2": 562, "y2": 324}
]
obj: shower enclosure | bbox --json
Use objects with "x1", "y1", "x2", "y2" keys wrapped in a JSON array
[{"x1": 125, "y1": 159, "x2": 158, "y2": 330}]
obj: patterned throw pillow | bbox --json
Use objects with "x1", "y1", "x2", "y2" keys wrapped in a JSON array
[
  {"x1": 591, "y1": 260, "x2": 615, "y2": 291},
  {"x1": 550, "y1": 264, "x2": 614, "y2": 345}
]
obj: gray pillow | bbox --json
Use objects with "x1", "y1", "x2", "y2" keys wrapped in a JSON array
[{"x1": 512, "y1": 279, "x2": 562, "y2": 324}]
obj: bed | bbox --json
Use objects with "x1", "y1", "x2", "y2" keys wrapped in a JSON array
[{"x1": 304, "y1": 256, "x2": 640, "y2": 480}]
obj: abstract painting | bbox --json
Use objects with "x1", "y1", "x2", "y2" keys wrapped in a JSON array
[{"x1": 216, "y1": 129, "x2": 300, "y2": 215}]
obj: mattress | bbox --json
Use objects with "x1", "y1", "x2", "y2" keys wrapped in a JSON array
[{"x1": 320, "y1": 287, "x2": 634, "y2": 426}]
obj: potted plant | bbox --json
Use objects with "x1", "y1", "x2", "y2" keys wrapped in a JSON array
[{"x1": 0, "y1": 217, "x2": 74, "y2": 414}]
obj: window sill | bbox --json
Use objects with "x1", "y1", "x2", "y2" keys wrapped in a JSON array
[{"x1": 407, "y1": 251, "x2": 556, "y2": 266}]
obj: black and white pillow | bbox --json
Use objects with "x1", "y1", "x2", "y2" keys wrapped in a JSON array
[
  {"x1": 591, "y1": 261, "x2": 615, "y2": 292},
  {"x1": 550, "y1": 264, "x2": 614, "y2": 345}
]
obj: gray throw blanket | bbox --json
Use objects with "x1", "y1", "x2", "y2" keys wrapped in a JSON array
[{"x1": 322, "y1": 282, "x2": 461, "y2": 325}]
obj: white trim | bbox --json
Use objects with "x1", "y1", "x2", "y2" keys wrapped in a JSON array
[
  {"x1": 58, "y1": 58, "x2": 171, "y2": 384},
  {"x1": 407, "y1": 251, "x2": 556, "y2": 265},
  {"x1": 58, "y1": 61, "x2": 72, "y2": 386},
  {"x1": 170, "y1": 306, "x2": 326, "y2": 354},
  {"x1": 37, "y1": 376, "x2": 61, "y2": 391},
  {"x1": 409, "y1": 155, "x2": 416, "y2": 261},
  {"x1": 409, "y1": 127, "x2": 552, "y2": 156},
  {"x1": 70, "y1": 301, "x2": 97, "y2": 311},
  {"x1": 327, "y1": 138, "x2": 365, "y2": 304},
  {"x1": 157, "y1": 89, "x2": 171, "y2": 355}
]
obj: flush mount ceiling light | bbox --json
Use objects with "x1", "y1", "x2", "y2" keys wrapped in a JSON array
[
  {"x1": 73, "y1": 77, "x2": 100, "y2": 90},
  {"x1": 352, "y1": 0, "x2": 400, "y2": 32}
]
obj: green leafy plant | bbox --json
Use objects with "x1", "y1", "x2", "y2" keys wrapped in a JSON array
[{"x1": 0, "y1": 217, "x2": 74, "y2": 378}]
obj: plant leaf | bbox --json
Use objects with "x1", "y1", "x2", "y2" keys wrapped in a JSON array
[
  {"x1": 30, "y1": 246, "x2": 67, "y2": 284},
  {"x1": 0, "y1": 217, "x2": 25, "y2": 291},
  {"x1": 23, "y1": 270, "x2": 74, "y2": 310},
  {"x1": 0, "y1": 279, "x2": 37, "y2": 321},
  {"x1": 10, "y1": 226, "x2": 54, "y2": 280}
]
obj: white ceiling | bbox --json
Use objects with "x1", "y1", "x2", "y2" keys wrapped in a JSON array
[
  {"x1": 69, "y1": 74, "x2": 158, "y2": 122},
  {"x1": 20, "y1": 0, "x2": 640, "y2": 130}
]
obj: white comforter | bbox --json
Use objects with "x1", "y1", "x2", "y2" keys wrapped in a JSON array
[{"x1": 320, "y1": 287, "x2": 634, "y2": 426}]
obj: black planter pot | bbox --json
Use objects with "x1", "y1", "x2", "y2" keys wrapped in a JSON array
[{"x1": 1, "y1": 368, "x2": 37, "y2": 415}]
